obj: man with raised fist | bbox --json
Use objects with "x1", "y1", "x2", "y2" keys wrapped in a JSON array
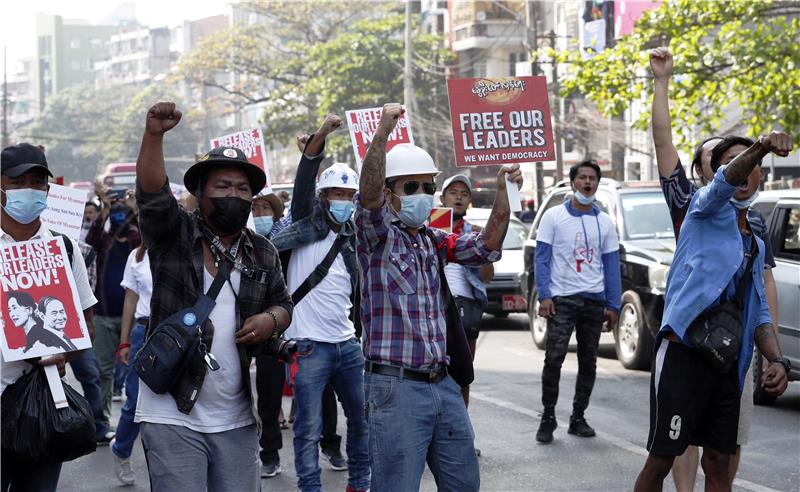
[
  {"x1": 356, "y1": 102, "x2": 523, "y2": 491},
  {"x1": 134, "y1": 102, "x2": 292, "y2": 490}
]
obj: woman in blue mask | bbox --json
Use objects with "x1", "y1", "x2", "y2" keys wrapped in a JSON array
[{"x1": 252, "y1": 190, "x2": 285, "y2": 239}]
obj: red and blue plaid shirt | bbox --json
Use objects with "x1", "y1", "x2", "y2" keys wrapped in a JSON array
[{"x1": 356, "y1": 198, "x2": 501, "y2": 370}]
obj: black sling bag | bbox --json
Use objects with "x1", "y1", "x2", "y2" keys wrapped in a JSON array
[{"x1": 686, "y1": 238, "x2": 758, "y2": 373}]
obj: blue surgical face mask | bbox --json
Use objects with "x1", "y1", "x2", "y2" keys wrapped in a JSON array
[
  {"x1": 254, "y1": 216, "x2": 274, "y2": 236},
  {"x1": 730, "y1": 191, "x2": 759, "y2": 210},
  {"x1": 395, "y1": 193, "x2": 434, "y2": 228},
  {"x1": 575, "y1": 192, "x2": 595, "y2": 205},
  {"x1": 1, "y1": 188, "x2": 48, "y2": 224},
  {"x1": 328, "y1": 199, "x2": 355, "y2": 224}
]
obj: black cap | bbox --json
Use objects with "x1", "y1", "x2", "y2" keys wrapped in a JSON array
[
  {"x1": 183, "y1": 146, "x2": 266, "y2": 196},
  {"x1": 1, "y1": 143, "x2": 54, "y2": 178}
]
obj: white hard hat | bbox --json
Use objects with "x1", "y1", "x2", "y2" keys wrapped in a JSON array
[
  {"x1": 385, "y1": 144, "x2": 439, "y2": 180},
  {"x1": 317, "y1": 162, "x2": 359, "y2": 192}
]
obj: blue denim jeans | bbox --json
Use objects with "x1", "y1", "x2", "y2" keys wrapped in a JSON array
[
  {"x1": 293, "y1": 338, "x2": 369, "y2": 492},
  {"x1": 113, "y1": 361, "x2": 128, "y2": 394},
  {"x1": 365, "y1": 372, "x2": 480, "y2": 492},
  {"x1": 68, "y1": 347, "x2": 110, "y2": 438},
  {"x1": 111, "y1": 322, "x2": 146, "y2": 459}
]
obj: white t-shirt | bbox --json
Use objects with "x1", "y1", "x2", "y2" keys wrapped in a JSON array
[
  {"x1": 536, "y1": 204, "x2": 619, "y2": 298},
  {"x1": 1, "y1": 225, "x2": 98, "y2": 393},
  {"x1": 444, "y1": 263, "x2": 474, "y2": 299},
  {"x1": 135, "y1": 268, "x2": 255, "y2": 432},
  {"x1": 120, "y1": 250, "x2": 152, "y2": 319},
  {"x1": 285, "y1": 230, "x2": 355, "y2": 342}
]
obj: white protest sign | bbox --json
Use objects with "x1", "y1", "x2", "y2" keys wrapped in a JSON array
[
  {"x1": 40, "y1": 184, "x2": 90, "y2": 240},
  {"x1": 0, "y1": 236, "x2": 92, "y2": 363}
]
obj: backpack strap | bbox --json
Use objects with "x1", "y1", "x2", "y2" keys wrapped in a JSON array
[
  {"x1": 50, "y1": 231, "x2": 74, "y2": 266},
  {"x1": 291, "y1": 234, "x2": 349, "y2": 306}
]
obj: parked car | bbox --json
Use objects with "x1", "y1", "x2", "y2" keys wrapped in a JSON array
[
  {"x1": 752, "y1": 189, "x2": 800, "y2": 405},
  {"x1": 521, "y1": 179, "x2": 675, "y2": 370},
  {"x1": 464, "y1": 207, "x2": 529, "y2": 317}
]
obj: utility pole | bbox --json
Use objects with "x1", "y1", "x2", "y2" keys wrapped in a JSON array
[
  {"x1": 2, "y1": 46, "x2": 9, "y2": 149},
  {"x1": 548, "y1": 30, "x2": 564, "y2": 182},
  {"x1": 525, "y1": 1, "x2": 545, "y2": 205},
  {"x1": 404, "y1": 0, "x2": 426, "y2": 149}
]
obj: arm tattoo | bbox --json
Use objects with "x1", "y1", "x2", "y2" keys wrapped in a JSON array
[
  {"x1": 483, "y1": 207, "x2": 510, "y2": 251},
  {"x1": 755, "y1": 323, "x2": 774, "y2": 342},
  {"x1": 724, "y1": 141, "x2": 767, "y2": 185},
  {"x1": 359, "y1": 134, "x2": 388, "y2": 206}
]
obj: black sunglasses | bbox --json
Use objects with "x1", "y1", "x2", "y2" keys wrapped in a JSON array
[{"x1": 400, "y1": 181, "x2": 437, "y2": 196}]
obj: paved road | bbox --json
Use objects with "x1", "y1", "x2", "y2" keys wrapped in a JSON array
[{"x1": 59, "y1": 314, "x2": 799, "y2": 491}]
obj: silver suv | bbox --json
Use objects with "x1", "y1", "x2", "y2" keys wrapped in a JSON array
[{"x1": 752, "y1": 190, "x2": 800, "y2": 405}]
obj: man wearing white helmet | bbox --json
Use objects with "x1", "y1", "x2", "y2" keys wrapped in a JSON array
[
  {"x1": 271, "y1": 114, "x2": 369, "y2": 492},
  {"x1": 356, "y1": 103, "x2": 523, "y2": 491}
]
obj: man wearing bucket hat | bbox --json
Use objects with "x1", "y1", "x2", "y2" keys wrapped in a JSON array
[
  {"x1": 356, "y1": 103, "x2": 522, "y2": 491},
  {"x1": 134, "y1": 102, "x2": 293, "y2": 490},
  {"x1": 252, "y1": 188, "x2": 285, "y2": 239},
  {"x1": 271, "y1": 114, "x2": 369, "y2": 492}
]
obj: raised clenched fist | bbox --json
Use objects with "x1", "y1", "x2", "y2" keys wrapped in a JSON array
[
  {"x1": 761, "y1": 131, "x2": 793, "y2": 158},
  {"x1": 377, "y1": 103, "x2": 404, "y2": 138},
  {"x1": 318, "y1": 114, "x2": 343, "y2": 136},
  {"x1": 146, "y1": 102, "x2": 182, "y2": 136},
  {"x1": 649, "y1": 47, "x2": 673, "y2": 80}
]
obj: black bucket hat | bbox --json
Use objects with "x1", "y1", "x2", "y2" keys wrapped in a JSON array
[{"x1": 184, "y1": 146, "x2": 266, "y2": 196}]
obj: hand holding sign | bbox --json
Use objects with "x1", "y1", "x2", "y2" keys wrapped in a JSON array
[
  {"x1": 146, "y1": 102, "x2": 182, "y2": 136},
  {"x1": 377, "y1": 103, "x2": 405, "y2": 139},
  {"x1": 498, "y1": 164, "x2": 524, "y2": 212}
]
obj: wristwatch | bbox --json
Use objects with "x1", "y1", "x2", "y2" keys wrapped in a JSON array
[{"x1": 770, "y1": 356, "x2": 792, "y2": 375}]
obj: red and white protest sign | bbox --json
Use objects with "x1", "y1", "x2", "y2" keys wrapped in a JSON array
[
  {"x1": 428, "y1": 208, "x2": 453, "y2": 233},
  {"x1": 0, "y1": 237, "x2": 91, "y2": 362},
  {"x1": 210, "y1": 128, "x2": 272, "y2": 191},
  {"x1": 345, "y1": 106, "x2": 414, "y2": 170},
  {"x1": 447, "y1": 77, "x2": 555, "y2": 167}
]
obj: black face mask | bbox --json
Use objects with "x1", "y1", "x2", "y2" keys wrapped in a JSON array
[{"x1": 207, "y1": 197, "x2": 251, "y2": 236}]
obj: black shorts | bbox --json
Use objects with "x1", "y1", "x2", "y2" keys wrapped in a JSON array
[
  {"x1": 455, "y1": 297, "x2": 483, "y2": 340},
  {"x1": 647, "y1": 339, "x2": 740, "y2": 456}
]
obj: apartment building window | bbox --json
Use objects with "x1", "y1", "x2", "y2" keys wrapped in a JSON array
[
  {"x1": 38, "y1": 36, "x2": 52, "y2": 56},
  {"x1": 70, "y1": 38, "x2": 81, "y2": 49},
  {"x1": 70, "y1": 60, "x2": 80, "y2": 70},
  {"x1": 90, "y1": 38, "x2": 103, "y2": 49},
  {"x1": 472, "y1": 61, "x2": 487, "y2": 78}
]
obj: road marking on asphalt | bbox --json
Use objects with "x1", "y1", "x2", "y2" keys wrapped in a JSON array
[{"x1": 469, "y1": 391, "x2": 779, "y2": 492}]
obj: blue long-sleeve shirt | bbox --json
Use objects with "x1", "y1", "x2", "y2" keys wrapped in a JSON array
[{"x1": 659, "y1": 165, "x2": 771, "y2": 390}]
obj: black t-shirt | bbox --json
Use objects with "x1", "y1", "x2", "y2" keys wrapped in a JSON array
[{"x1": 100, "y1": 240, "x2": 130, "y2": 316}]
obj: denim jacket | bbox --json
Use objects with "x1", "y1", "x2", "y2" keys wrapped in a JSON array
[
  {"x1": 461, "y1": 221, "x2": 489, "y2": 306},
  {"x1": 659, "y1": 165, "x2": 771, "y2": 389},
  {"x1": 270, "y1": 149, "x2": 361, "y2": 335}
]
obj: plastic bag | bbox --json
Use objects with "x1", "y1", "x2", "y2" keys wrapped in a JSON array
[{"x1": 1, "y1": 365, "x2": 96, "y2": 463}]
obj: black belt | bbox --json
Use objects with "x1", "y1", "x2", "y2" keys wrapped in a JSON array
[
  {"x1": 135, "y1": 317, "x2": 150, "y2": 326},
  {"x1": 365, "y1": 361, "x2": 448, "y2": 384}
]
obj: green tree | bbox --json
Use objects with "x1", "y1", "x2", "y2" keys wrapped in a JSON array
[
  {"x1": 538, "y1": 0, "x2": 800, "y2": 150},
  {"x1": 16, "y1": 82, "x2": 206, "y2": 184},
  {"x1": 175, "y1": 1, "x2": 455, "y2": 168},
  {"x1": 15, "y1": 84, "x2": 137, "y2": 182}
]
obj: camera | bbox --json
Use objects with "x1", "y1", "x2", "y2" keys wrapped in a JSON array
[{"x1": 265, "y1": 337, "x2": 298, "y2": 363}]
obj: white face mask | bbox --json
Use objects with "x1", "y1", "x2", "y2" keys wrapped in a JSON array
[
  {"x1": 574, "y1": 192, "x2": 595, "y2": 205},
  {"x1": 730, "y1": 191, "x2": 759, "y2": 210}
]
